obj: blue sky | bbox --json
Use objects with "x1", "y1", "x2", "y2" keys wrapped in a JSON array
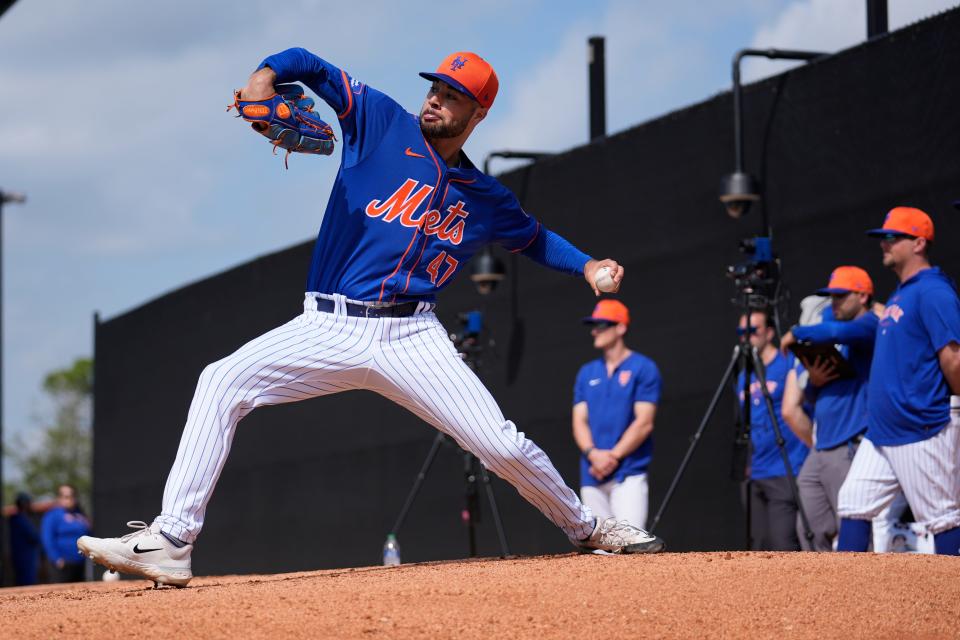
[{"x1": 0, "y1": 0, "x2": 955, "y2": 481}]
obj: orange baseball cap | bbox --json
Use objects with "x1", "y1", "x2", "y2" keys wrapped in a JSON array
[
  {"x1": 420, "y1": 52, "x2": 499, "y2": 109},
  {"x1": 582, "y1": 300, "x2": 630, "y2": 325},
  {"x1": 815, "y1": 266, "x2": 874, "y2": 296},
  {"x1": 865, "y1": 206, "x2": 934, "y2": 241}
]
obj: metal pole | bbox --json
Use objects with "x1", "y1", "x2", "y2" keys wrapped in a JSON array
[
  {"x1": 866, "y1": 0, "x2": 888, "y2": 39},
  {"x1": 0, "y1": 196, "x2": 4, "y2": 586},
  {"x1": 0, "y1": 189, "x2": 25, "y2": 586},
  {"x1": 731, "y1": 48, "x2": 828, "y2": 173},
  {"x1": 730, "y1": 48, "x2": 828, "y2": 233},
  {"x1": 588, "y1": 36, "x2": 606, "y2": 140}
]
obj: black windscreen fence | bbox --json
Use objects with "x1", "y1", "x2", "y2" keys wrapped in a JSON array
[{"x1": 94, "y1": 11, "x2": 960, "y2": 575}]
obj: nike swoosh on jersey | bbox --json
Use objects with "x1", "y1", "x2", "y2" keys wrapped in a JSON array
[
  {"x1": 404, "y1": 147, "x2": 426, "y2": 158},
  {"x1": 133, "y1": 543, "x2": 163, "y2": 554},
  {"x1": 589, "y1": 378, "x2": 602, "y2": 386}
]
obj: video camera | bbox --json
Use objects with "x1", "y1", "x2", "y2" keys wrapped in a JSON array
[
  {"x1": 725, "y1": 236, "x2": 781, "y2": 309},
  {"x1": 450, "y1": 311, "x2": 486, "y2": 369}
]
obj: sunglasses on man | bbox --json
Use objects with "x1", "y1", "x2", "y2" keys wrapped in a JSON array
[
  {"x1": 877, "y1": 232, "x2": 917, "y2": 242},
  {"x1": 736, "y1": 326, "x2": 760, "y2": 336},
  {"x1": 587, "y1": 321, "x2": 618, "y2": 331}
]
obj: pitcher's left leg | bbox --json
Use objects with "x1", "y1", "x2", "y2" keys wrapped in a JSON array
[
  {"x1": 372, "y1": 316, "x2": 592, "y2": 539},
  {"x1": 371, "y1": 312, "x2": 664, "y2": 553}
]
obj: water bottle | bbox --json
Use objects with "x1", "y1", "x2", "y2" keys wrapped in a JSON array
[{"x1": 382, "y1": 533, "x2": 401, "y2": 566}]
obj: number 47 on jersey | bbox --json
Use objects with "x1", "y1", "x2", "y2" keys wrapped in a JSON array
[{"x1": 427, "y1": 251, "x2": 459, "y2": 287}]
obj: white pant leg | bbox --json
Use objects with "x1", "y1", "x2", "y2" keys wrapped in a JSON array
[
  {"x1": 609, "y1": 473, "x2": 649, "y2": 529},
  {"x1": 580, "y1": 484, "x2": 614, "y2": 521},
  {"x1": 882, "y1": 418, "x2": 960, "y2": 535},
  {"x1": 156, "y1": 295, "x2": 376, "y2": 542},
  {"x1": 837, "y1": 437, "x2": 901, "y2": 521},
  {"x1": 371, "y1": 311, "x2": 595, "y2": 540},
  {"x1": 872, "y1": 491, "x2": 910, "y2": 553}
]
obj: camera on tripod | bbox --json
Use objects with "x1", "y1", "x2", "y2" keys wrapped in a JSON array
[
  {"x1": 726, "y1": 236, "x2": 780, "y2": 309},
  {"x1": 450, "y1": 311, "x2": 488, "y2": 370},
  {"x1": 652, "y1": 233, "x2": 812, "y2": 546}
]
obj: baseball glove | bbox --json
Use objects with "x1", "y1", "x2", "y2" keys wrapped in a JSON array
[{"x1": 229, "y1": 83, "x2": 336, "y2": 167}]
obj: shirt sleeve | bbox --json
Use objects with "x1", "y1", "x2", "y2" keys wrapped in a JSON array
[
  {"x1": 633, "y1": 360, "x2": 662, "y2": 404},
  {"x1": 258, "y1": 47, "x2": 402, "y2": 168},
  {"x1": 573, "y1": 367, "x2": 587, "y2": 405},
  {"x1": 520, "y1": 226, "x2": 594, "y2": 276},
  {"x1": 920, "y1": 285, "x2": 960, "y2": 352},
  {"x1": 792, "y1": 313, "x2": 878, "y2": 346}
]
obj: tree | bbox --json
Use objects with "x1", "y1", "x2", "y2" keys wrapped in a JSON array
[{"x1": 8, "y1": 358, "x2": 93, "y2": 510}]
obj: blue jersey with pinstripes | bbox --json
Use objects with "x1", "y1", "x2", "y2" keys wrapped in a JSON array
[{"x1": 260, "y1": 48, "x2": 540, "y2": 304}]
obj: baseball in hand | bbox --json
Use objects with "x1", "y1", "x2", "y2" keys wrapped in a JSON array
[{"x1": 594, "y1": 266, "x2": 617, "y2": 292}]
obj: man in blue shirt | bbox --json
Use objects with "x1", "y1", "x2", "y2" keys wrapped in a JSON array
[
  {"x1": 837, "y1": 207, "x2": 960, "y2": 555},
  {"x1": 780, "y1": 266, "x2": 878, "y2": 551},
  {"x1": 573, "y1": 300, "x2": 661, "y2": 528},
  {"x1": 41, "y1": 484, "x2": 91, "y2": 583},
  {"x1": 738, "y1": 310, "x2": 809, "y2": 551}
]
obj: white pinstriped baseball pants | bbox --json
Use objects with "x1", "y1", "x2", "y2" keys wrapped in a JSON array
[
  {"x1": 837, "y1": 407, "x2": 960, "y2": 535},
  {"x1": 154, "y1": 293, "x2": 595, "y2": 543}
]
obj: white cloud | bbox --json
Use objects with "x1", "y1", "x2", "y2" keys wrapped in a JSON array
[
  {"x1": 478, "y1": 1, "x2": 790, "y2": 164},
  {"x1": 743, "y1": 0, "x2": 960, "y2": 82}
]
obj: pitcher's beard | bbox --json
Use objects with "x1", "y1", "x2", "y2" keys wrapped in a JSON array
[{"x1": 419, "y1": 114, "x2": 469, "y2": 139}]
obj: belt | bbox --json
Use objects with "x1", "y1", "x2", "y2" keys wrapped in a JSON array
[{"x1": 315, "y1": 297, "x2": 422, "y2": 318}]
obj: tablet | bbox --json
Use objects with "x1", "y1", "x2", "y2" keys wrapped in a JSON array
[{"x1": 788, "y1": 342, "x2": 857, "y2": 379}]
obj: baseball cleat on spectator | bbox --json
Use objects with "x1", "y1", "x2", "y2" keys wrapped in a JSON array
[
  {"x1": 77, "y1": 521, "x2": 193, "y2": 587},
  {"x1": 572, "y1": 517, "x2": 666, "y2": 554}
]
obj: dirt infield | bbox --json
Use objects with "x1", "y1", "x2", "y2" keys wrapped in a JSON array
[{"x1": 4, "y1": 552, "x2": 959, "y2": 639}]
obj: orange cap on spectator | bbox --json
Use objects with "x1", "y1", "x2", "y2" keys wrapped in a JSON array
[
  {"x1": 420, "y1": 52, "x2": 499, "y2": 108},
  {"x1": 865, "y1": 206, "x2": 934, "y2": 241},
  {"x1": 582, "y1": 300, "x2": 630, "y2": 325},
  {"x1": 815, "y1": 266, "x2": 874, "y2": 296}
]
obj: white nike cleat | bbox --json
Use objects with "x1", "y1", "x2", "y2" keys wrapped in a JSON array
[
  {"x1": 572, "y1": 517, "x2": 666, "y2": 554},
  {"x1": 77, "y1": 521, "x2": 193, "y2": 587}
]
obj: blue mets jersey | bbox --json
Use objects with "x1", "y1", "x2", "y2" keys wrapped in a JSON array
[
  {"x1": 573, "y1": 352, "x2": 661, "y2": 487},
  {"x1": 260, "y1": 48, "x2": 573, "y2": 303},
  {"x1": 738, "y1": 352, "x2": 809, "y2": 480},
  {"x1": 793, "y1": 312, "x2": 877, "y2": 450},
  {"x1": 868, "y1": 267, "x2": 960, "y2": 446}
]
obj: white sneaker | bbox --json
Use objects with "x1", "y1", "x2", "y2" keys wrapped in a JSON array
[
  {"x1": 572, "y1": 517, "x2": 666, "y2": 554},
  {"x1": 77, "y1": 521, "x2": 193, "y2": 587}
]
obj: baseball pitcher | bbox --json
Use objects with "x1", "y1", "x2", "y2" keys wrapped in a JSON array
[{"x1": 78, "y1": 48, "x2": 665, "y2": 586}]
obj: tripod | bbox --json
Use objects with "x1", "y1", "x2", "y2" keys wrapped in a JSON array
[
  {"x1": 386, "y1": 316, "x2": 510, "y2": 559},
  {"x1": 649, "y1": 321, "x2": 814, "y2": 549}
]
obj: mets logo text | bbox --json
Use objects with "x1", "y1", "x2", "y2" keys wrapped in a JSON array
[
  {"x1": 881, "y1": 304, "x2": 905, "y2": 323},
  {"x1": 450, "y1": 56, "x2": 467, "y2": 71},
  {"x1": 740, "y1": 380, "x2": 778, "y2": 401},
  {"x1": 365, "y1": 179, "x2": 470, "y2": 245}
]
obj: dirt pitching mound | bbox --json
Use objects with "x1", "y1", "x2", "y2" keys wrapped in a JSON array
[{"x1": 3, "y1": 552, "x2": 959, "y2": 639}]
